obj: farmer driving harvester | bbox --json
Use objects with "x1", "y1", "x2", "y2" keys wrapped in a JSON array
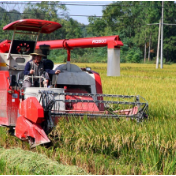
[{"x1": 23, "y1": 49, "x2": 60, "y2": 87}]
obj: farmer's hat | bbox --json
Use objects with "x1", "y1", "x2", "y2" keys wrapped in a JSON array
[{"x1": 30, "y1": 49, "x2": 46, "y2": 57}]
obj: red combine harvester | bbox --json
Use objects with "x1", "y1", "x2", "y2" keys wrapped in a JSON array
[{"x1": 0, "y1": 19, "x2": 148, "y2": 147}]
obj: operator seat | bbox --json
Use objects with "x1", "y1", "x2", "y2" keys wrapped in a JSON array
[
  {"x1": 54, "y1": 63, "x2": 82, "y2": 72},
  {"x1": 43, "y1": 59, "x2": 54, "y2": 85}
]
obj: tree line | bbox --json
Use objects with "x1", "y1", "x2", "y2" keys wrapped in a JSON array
[{"x1": 0, "y1": 1, "x2": 176, "y2": 64}]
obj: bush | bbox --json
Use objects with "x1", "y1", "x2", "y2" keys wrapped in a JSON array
[{"x1": 126, "y1": 47, "x2": 142, "y2": 63}]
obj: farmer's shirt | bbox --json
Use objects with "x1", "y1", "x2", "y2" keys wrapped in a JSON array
[{"x1": 24, "y1": 60, "x2": 55, "y2": 82}]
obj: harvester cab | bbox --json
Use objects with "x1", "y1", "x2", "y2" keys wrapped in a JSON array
[{"x1": 0, "y1": 19, "x2": 148, "y2": 147}]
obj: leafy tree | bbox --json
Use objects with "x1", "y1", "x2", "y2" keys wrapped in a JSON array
[
  {"x1": 8, "y1": 9, "x2": 21, "y2": 22},
  {"x1": 0, "y1": 7, "x2": 12, "y2": 41},
  {"x1": 22, "y1": 1, "x2": 67, "y2": 41},
  {"x1": 87, "y1": 17, "x2": 107, "y2": 37},
  {"x1": 1, "y1": 1, "x2": 176, "y2": 63}
]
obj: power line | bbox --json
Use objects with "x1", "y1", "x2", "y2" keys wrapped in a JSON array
[
  {"x1": 0, "y1": 10, "x2": 165, "y2": 30},
  {"x1": 65, "y1": 15, "x2": 145, "y2": 19},
  {"x1": 0, "y1": 7, "x2": 169, "y2": 31},
  {"x1": 45, "y1": 2, "x2": 157, "y2": 8},
  {"x1": 0, "y1": 10, "x2": 149, "y2": 20},
  {"x1": 0, "y1": 1, "x2": 163, "y2": 8}
]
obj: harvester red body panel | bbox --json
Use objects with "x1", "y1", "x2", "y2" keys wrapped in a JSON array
[
  {"x1": 15, "y1": 97, "x2": 50, "y2": 146},
  {"x1": 19, "y1": 97, "x2": 44, "y2": 124},
  {"x1": 15, "y1": 115, "x2": 50, "y2": 146},
  {"x1": 0, "y1": 19, "x2": 148, "y2": 147},
  {"x1": 0, "y1": 71, "x2": 20, "y2": 126},
  {"x1": 0, "y1": 40, "x2": 11, "y2": 53},
  {"x1": 3, "y1": 19, "x2": 62, "y2": 33},
  {"x1": 0, "y1": 36, "x2": 123, "y2": 56},
  {"x1": 36, "y1": 35, "x2": 123, "y2": 49}
]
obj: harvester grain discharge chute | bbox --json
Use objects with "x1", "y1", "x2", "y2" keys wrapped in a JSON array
[{"x1": 0, "y1": 19, "x2": 149, "y2": 148}]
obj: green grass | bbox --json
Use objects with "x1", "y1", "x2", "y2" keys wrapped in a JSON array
[
  {"x1": 0, "y1": 147, "x2": 87, "y2": 175},
  {"x1": 51, "y1": 63, "x2": 176, "y2": 174},
  {"x1": 0, "y1": 157, "x2": 30, "y2": 175}
]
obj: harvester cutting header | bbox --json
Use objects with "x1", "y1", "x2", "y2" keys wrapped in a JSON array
[{"x1": 0, "y1": 19, "x2": 148, "y2": 147}]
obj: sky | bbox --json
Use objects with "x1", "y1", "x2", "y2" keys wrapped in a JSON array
[
  {"x1": 62, "y1": 1, "x2": 113, "y2": 25},
  {"x1": 0, "y1": 1, "x2": 113, "y2": 25}
]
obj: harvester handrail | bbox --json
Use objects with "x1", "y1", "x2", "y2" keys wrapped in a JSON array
[{"x1": 23, "y1": 75, "x2": 47, "y2": 82}]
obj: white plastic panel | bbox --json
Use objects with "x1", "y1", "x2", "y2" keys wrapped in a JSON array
[
  {"x1": 107, "y1": 48, "x2": 120, "y2": 76},
  {"x1": 0, "y1": 53, "x2": 32, "y2": 71},
  {"x1": 24, "y1": 87, "x2": 65, "y2": 111}
]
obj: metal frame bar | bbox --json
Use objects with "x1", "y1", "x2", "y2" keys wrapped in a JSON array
[
  {"x1": 55, "y1": 99, "x2": 146, "y2": 106},
  {"x1": 14, "y1": 32, "x2": 39, "y2": 35},
  {"x1": 50, "y1": 112, "x2": 136, "y2": 118},
  {"x1": 8, "y1": 28, "x2": 16, "y2": 62},
  {"x1": 49, "y1": 92, "x2": 141, "y2": 98}
]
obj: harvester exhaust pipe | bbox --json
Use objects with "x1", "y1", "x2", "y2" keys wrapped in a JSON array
[
  {"x1": 39, "y1": 44, "x2": 54, "y2": 84},
  {"x1": 39, "y1": 44, "x2": 50, "y2": 59}
]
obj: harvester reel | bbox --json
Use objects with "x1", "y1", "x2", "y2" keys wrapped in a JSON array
[{"x1": 38, "y1": 91, "x2": 148, "y2": 123}]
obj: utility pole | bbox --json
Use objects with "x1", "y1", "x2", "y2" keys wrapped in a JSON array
[
  {"x1": 160, "y1": 1, "x2": 164, "y2": 69},
  {"x1": 148, "y1": 32, "x2": 151, "y2": 61},
  {"x1": 147, "y1": 2, "x2": 176, "y2": 69},
  {"x1": 156, "y1": 19, "x2": 161, "y2": 69},
  {"x1": 144, "y1": 32, "x2": 146, "y2": 63}
]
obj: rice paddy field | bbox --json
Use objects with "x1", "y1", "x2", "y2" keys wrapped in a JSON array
[{"x1": 1, "y1": 63, "x2": 176, "y2": 174}]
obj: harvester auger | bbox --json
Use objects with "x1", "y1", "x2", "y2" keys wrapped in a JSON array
[{"x1": 0, "y1": 19, "x2": 148, "y2": 147}]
